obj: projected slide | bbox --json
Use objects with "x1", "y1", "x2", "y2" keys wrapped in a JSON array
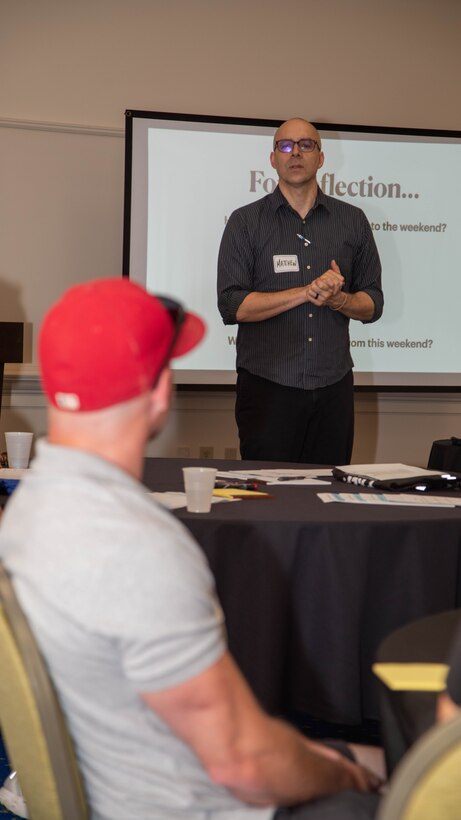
[{"x1": 124, "y1": 112, "x2": 461, "y2": 388}]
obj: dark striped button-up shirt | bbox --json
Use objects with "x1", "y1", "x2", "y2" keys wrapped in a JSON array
[{"x1": 217, "y1": 186, "x2": 383, "y2": 390}]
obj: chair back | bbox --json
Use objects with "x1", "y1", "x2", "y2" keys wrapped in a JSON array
[
  {"x1": 377, "y1": 712, "x2": 461, "y2": 820},
  {"x1": 0, "y1": 562, "x2": 88, "y2": 819}
]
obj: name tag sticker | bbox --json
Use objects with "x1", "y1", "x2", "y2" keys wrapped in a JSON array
[{"x1": 273, "y1": 255, "x2": 299, "y2": 273}]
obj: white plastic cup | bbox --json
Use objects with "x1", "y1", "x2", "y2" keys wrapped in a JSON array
[
  {"x1": 182, "y1": 467, "x2": 217, "y2": 513},
  {"x1": 5, "y1": 432, "x2": 33, "y2": 469}
]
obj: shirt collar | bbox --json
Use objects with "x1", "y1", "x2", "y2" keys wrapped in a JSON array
[
  {"x1": 269, "y1": 184, "x2": 331, "y2": 215},
  {"x1": 32, "y1": 438, "x2": 143, "y2": 492}
]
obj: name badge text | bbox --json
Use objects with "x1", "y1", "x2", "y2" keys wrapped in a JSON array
[{"x1": 273, "y1": 255, "x2": 299, "y2": 273}]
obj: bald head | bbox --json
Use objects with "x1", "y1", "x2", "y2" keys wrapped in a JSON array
[{"x1": 273, "y1": 118, "x2": 321, "y2": 150}]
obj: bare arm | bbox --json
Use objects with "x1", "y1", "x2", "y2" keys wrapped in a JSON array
[
  {"x1": 236, "y1": 286, "x2": 312, "y2": 323},
  {"x1": 236, "y1": 262, "x2": 344, "y2": 323},
  {"x1": 310, "y1": 260, "x2": 376, "y2": 321},
  {"x1": 141, "y1": 651, "x2": 380, "y2": 807},
  {"x1": 325, "y1": 289, "x2": 376, "y2": 321},
  {"x1": 437, "y1": 691, "x2": 460, "y2": 724}
]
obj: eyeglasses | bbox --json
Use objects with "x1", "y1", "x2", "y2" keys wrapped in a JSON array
[
  {"x1": 274, "y1": 138, "x2": 320, "y2": 154},
  {"x1": 154, "y1": 295, "x2": 185, "y2": 384}
]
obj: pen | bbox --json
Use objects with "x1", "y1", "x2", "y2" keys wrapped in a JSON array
[
  {"x1": 277, "y1": 476, "x2": 307, "y2": 481},
  {"x1": 296, "y1": 234, "x2": 311, "y2": 246},
  {"x1": 215, "y1": 482, "x2": 261, "y2": 490},
  {"x1": 216, "y1": 476, "x2": 268, "y2": 485}
]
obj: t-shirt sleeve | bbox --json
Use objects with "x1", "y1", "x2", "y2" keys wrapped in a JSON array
[{"x1": 105, "y1": 512, "x2": 227, "y2": 693}]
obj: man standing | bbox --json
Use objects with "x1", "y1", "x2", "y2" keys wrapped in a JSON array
[
  {"x1": 0, "y1": 278, "x2": 381, "y2": 819},
  {"x1": 218, "y1": 118, "x2": 383, "y2": 464}
]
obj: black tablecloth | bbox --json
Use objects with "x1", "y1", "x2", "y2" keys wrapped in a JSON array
[{"x1": 142, "y1": 457, "x2": 461, "y2": 726}]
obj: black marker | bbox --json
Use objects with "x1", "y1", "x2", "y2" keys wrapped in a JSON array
[{"x1": 215, "y1": 481, "x2": 261, "y2": 490}]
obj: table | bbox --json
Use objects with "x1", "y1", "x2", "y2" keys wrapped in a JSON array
[{"x1": 142, "y1": 458, "x2": 461, "y2": 727}]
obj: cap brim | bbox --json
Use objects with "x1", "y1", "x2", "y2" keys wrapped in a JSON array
[{"x1": 171, "y1": 311, "x2": 206, "y2": 359}]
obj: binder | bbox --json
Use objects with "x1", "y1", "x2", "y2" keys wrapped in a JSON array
[{"x1": 332, "y1": 463, "x2": 461, "y2": 492}]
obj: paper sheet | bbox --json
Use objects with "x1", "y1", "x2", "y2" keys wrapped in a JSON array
[
  {"x1": 318, "y1": 492, "x2": 460, "y2": 508},
  {"x1": 217, "y1": 469, "x2": 332, "y2": 485},
  {"x1": 373, "y1": 662, "x2": 449, "y2": 691},
  {"x1": 148, "y1": 492, "x2": 234, "y2": 510},
  {"x1": 0, "y1": 468, "x2": 28, "y2": 479},
  {"x1": 214, "y1": 485, "x2": 273, "y2": 498}
]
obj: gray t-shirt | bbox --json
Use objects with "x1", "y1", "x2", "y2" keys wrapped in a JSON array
[{"x1": 0, "y1": 440, "x2": 273, "y2": 820}]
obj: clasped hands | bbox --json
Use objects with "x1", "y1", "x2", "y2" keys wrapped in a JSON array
[{"x1": 306, "y1": 260, "x2": 345, "y2": 308}]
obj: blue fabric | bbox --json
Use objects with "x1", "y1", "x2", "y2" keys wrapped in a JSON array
[{"x1": 0, "y1": 736, "x2": 21, "y2": 819}]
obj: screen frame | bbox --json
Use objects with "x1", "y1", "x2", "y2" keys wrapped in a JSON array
[{"x1": 123, "y1": 109, "x2": 461, "y2": 392}]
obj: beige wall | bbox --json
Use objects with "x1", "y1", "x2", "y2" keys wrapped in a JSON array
[
  {"x1": 2, "y1": 0, "x2": 459, "y2": 129},
  {"x1": 1, "y1": 0, "x2": 460, "y2": 464}
]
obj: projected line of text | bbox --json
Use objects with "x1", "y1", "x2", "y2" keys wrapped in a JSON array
[{"x1": 228, "y1": 336, "x2": 435, "y2": 350}]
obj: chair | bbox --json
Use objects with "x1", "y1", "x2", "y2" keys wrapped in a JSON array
[
  {"x1": 372, "y1": 609, "x2": 461, "y2": 774},
  {"x1": 376, "y1": 712, "x2": 461, "y2": 819},
  {"x1": 374, "y1": 611, "x2": 461, "y2": 818},
  {"x1": 0, "y1": 563, "x2": 88, "y2": 819}
]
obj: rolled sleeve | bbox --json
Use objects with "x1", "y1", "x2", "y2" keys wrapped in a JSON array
[
  {"x1": 352, "y1": 215, "x2": 383, "y2": 324},
  {"x1": 217, "y1": 212, "x2": 254, "y2": 325}
]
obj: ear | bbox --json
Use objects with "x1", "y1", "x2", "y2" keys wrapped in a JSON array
[
  {"x1": 318, "y1": 151, "x2": 325, "y2": 171},
  {"x1": 149, "y1": 367, "x2": 172, "y2": 421},
  {"x1": 270, "y1": 151, "x2": 277, "y2": 170}
]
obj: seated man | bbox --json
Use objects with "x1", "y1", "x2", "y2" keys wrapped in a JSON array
[
  {"x1": 374, "y1": 609, "x2": 461, "y2": 775},
  {"x1": 437, "y1": 618, "x2": 461, "y2": 724},
  {"x1": 0, "y1": 278, "x2": 381, "y2": 820}
]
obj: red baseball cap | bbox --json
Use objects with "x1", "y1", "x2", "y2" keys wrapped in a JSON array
[{"x1": 39, "y1": 278, "x2": 206, "y2": 412}]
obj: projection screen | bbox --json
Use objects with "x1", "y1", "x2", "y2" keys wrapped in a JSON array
[{"x1": 123, "y1": 110, "x2": 461, "y2": 389}]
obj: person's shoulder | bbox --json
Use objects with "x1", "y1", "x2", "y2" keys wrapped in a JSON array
[
  {"x1": 228, "y1": 190, "x2": 277, "y2": 222},
  {"x1": 319, "y1": 189, "x2": 368, "y2": 219}
]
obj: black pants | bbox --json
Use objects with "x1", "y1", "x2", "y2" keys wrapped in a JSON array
[
  {"x1": 274, "y1": 791, "x2": 379, "y2": 819},
  {"x1": 273, "y1": 743, "x2": 379, "y2": 819},
  {"x1": 236, "y1": 369, "x2": 354, "y2": 465}
]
